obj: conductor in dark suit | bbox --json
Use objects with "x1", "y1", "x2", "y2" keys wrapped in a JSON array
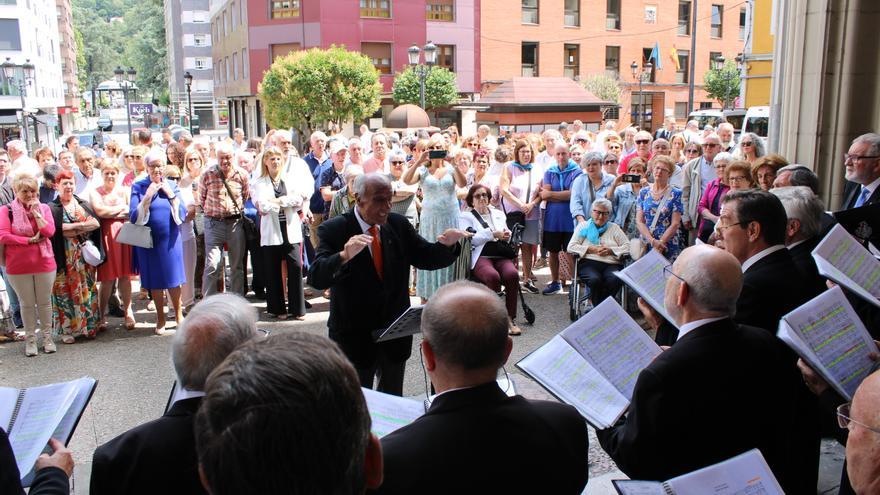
[
  {"x1": 90, "y1": 294, "x2": 260, "y2": 495},
  {"x1": 598, "y1": 245, "x2": 813, "y2": 493},
  {"x1": 376, "y1": 281, "x2": 589, "y2": 494},
  {"x1": 841, "y1": 133, "x2": 880, "y2": 209},
  {"x1": 308, "y1": 173, "x2": 469, "y2": 396}
]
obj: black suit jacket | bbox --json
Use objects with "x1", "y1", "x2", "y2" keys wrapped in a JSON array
[
  {"x1": 308, "y1": 211, "x2": 460, "y2": 367},
  {"x1": 842, "y1": 180, "x2": 880, "y2": 209},
  {"x1": 0, "y1": 428, "x2": 69, "y2": 495},
  {"x1": 654, "y1": 128, "x2": 672, "y2": 141},
  {"x1": 375, "y1": 382, "x2": 589, "y2": 494},
  {"x1": 90, "y1": 397, "x2": 206, "y2": 495},
  {"x1": 736, "y1": 247, "x2": 809, "y2": 333},
  {"x1": 788, "y1": 237, "x2": 826, "y2": 299},
  {"x1": 597, "y1": 319, "x2": 813, "y2": 493}
]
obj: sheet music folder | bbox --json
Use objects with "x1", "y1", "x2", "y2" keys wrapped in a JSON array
[{"x1": 373, "y1": 305, "x2": 424, "y2": 342}]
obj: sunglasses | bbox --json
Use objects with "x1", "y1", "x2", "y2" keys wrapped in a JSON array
[
  {"x1": 741, "y1": 142, "x2": 754, "y2": 146},
  {"x1": 473, "y1": 193, "x2": 489, "y2": 199},
  {"x1": 702, "y1": 143, "x2": 720, "y2": 148},
  {"x1": 635, "y1": 139, "x2": 650, "y2": 145},
  {"x1": 167, "y1": 176, "x2": 180, "y2": 181},
  {"x1": 132, "y1": 155, "x2": 144, "y2": 159},
  {"x1": 123, "y1": 155, "x2": 134, "y2": 158},
  {"x1": 604, "y1": 160, "x2": 618, "y2": 164},
  {"x1": 576, "y1": 138, "x2": 588, "y2": 143},
  {"x1": 390, "y1": 161, "x2": 405, "y2": 165}
]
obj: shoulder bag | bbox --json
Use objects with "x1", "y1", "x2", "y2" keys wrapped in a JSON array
[
  {"x1": 470, "y1": 210, "x2": 517, "y2": 259},
  {"x1": 630, "y1": 187, "x2": 672, "y2": 260},
  {"x1": 219, "y1": 168, "x2": 259, "y2": 243}
]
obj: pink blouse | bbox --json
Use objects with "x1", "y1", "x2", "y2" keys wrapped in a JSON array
[{"x1": 0, "y1": 203, "x2": 57, "y2": 275}]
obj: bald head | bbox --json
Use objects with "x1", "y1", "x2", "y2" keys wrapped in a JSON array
[
  {"x1": 848, "y1": 370, "x2": 880, "y2": 494},
  {"x1": 666, "y1": 245, "x2": 743, "y2": 324},
  {"x1": 422, "y1": 281, "x2": 509, "y2": 371}
]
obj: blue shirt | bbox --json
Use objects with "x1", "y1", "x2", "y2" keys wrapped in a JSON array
[
  {"x1": 304, "y1": 151, "x2": 332, "y2": 214},
  {"x1": 542, "y1": 162, "x2": 582, "y2": 233}
]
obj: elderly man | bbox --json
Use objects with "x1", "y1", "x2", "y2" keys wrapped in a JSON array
[
  {"x1": 535, "y1": 129, "x2": 560, "y2": 170},
  {"x1": 194, "y1": 331, "x2": 382, "y2": 495},
  {"x1": 363, "y1": 133, "x2": 389, "y2": 174},
  {"x1": 73, "y1": 148, "x2": 99, "y2": 196},
  {"x1": 303, "y1": 131, "x2": 332, "y2": 245},
  {"x1": 773, "y1": 164, "x2": 820, "y2": 193},
  {"x1": 477, "y1": 124, "x2": 498, "y2": 150},
  {"x1": 5, "y1": 140, "x2": 26, "y2": 163},
  {"x1": 654, "y1": 118, "x2": 675, "y2": 141},
  {"x1": 57, "y1": 150, "x2": 75, "y2": 171},
  {"x1": 599, "y1": 245, "x2": 814, "y2": 493},
  {"x1": 682, "y1": 119, "x2": 701, "y2": 144},
  {"x1": 91, "y1": 294, "x2": 259, "y2": 495},
  {"x1": 717, "y1": 122, "x2": 736, "y2": 152},
  {"x1": 842, "y1": 132, "x2": 880, "y2": 209},
  {"x1": 843, "y1": 370, "x2": 880, "y2": 494},
  {"x1": 377, "y1": 281, "x2": 589, "y2": 494},
  {"x1": 319, "y1": 140, "x2": 348, "y2": 219},
  {"x1": 680, "y1": 132, "x2": 721, "y2": 236},
  {"x1": 345, "y1": 137, "x2": 365, "y2": 168},
  {"x1": 231, "y1": 127, "x2": 245, "y2": 151},
  {"x1": 308, "y1": 173, "x2": 468, "y2": 395},
  {"x1": 770, "y1": 186, "x2": 827, "y2": 298},
  {"x1": 618, "y1": 130, "x2": 652, "y2": 174},
  {"x1": 197, "y1": 141, "x2": 250, "y2": 297}
]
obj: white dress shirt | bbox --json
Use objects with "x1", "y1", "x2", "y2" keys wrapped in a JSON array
[
  {"x1": 740, "y1": 244, "x2": 787, "y2": 273},
  {"x1": 676, "y1": 316, "x2": 728, "y2": 341}
]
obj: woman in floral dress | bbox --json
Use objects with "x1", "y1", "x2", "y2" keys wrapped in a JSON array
[
  {"x1": 49, "y1": 169, "x2": 103, "y2": 343},
  {"x1": 635, "y1": 155, "x2": 684, "y2": 261}
]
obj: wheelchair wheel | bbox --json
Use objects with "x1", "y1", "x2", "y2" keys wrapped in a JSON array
[{"x1": 569, "y1": 307, "x2": 577, "y2": 321}]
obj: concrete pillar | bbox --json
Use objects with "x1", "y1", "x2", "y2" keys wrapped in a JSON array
[{"x1": 460, "y1": 109, "x2": 477, "y2": 137}]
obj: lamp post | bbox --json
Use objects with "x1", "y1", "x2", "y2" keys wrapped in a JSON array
[
  {"x1": 713, "y1": 55, "x2": 742, "y2": 110},
  {"x1": 630, "y1": 60, "x2": 653, "y2": 130},
  {"x1": 407, "y1": 41, "x2": 437, "y2": 111},
  {"x1": 114, "y1": 66, "x2": 137, "y2": 139},
  {"x1": 183, "y1": 71, "x2": 193, "y2": 134},
  {"x1": 2, "y1": 57, "x2": 35, "y2": 152}
]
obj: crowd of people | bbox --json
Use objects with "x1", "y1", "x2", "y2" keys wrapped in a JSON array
[{"x1": 1, "y1": 118, "x2": 879, "y2": 494}]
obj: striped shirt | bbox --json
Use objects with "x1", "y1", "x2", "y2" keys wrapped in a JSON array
[{"x1": 197, "y1": 164, "x2": 250, "y2": 218}]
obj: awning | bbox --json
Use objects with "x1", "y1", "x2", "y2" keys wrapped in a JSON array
[{"x1": 476, "y1": 77, "x2": 613, "y2": 125}]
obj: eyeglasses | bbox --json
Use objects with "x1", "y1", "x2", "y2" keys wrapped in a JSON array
[
  {"x1": 702, "y1": 143, "x2": 720, "y2": 148},
  {"x1": 741, "y1": 141, "x2": 754, "y2": 147},
  {"x1": 390, "y1": 161, "x2": 405, "y2": 165},
  {"x1": 844, "y1": 154, "x2": 880, "y2": 163},
  {"x1": 123, "y1": 155, "x2": 134, "y2": 159},
  {"x1": 716, "y1": 220, "x2": 744, "y2": 230},
  {"x1": 132, "y1": 155, "x2": 144, "y2": 159},
  {"x1": 838, "y1": 403, "x2": 880, "y2": 434},
  {"x1": 635, "y1": 139, "x2": 650, "y2": 145},
  {"x1": 685, "y1": 148, "x2": 700, "y2": 154},
  {"x1": 663, "y1": 264, "x2": 687, "y2": 284},
  {"x1": 727, "y1": 176, "x2": 750, "y2": 183},
  {"x1": 604, "y1": 159, "x2": 618, "y2": 164},
  {"x1": 473, "y1": 193, "x2": 489, "y2": 199},
  {"x1": 576, "y1": 138, "x2": 588, "y2": 143},
  {"x1": 592, "y1": 210, "x2": 610, "y2": 216},
  {"x1": 167, "y1": 176, "x2": 180, "y2": 181}
]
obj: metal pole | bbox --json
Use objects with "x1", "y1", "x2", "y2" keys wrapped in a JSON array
[
  {"x1": 124, "y1": 83, "x2": 132, "y2": 139},
  {"x1": 19, "y1": 80, "x2": 29, "y2": 153},
  {"x1": 418, "y1": 66, "x2": 426, "y2": 110},
  {"x1": 638, "y1": 73, "x2": 643, "y2": 129},
  {"x1": 187, "y1": 85, "x2": 193, "y2": 133},
  {"x1": 687, "y1": 0, "x2": 698, "y2": 115}
]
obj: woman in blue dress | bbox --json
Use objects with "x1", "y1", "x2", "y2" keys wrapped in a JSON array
[
  {"x1": 130, "y1": 155, "x2": 187, "y2": 335},
  {"x1": 636, "y1": 155, "x2": 684, "y2": 261},
  {"x1": 401, "y1": 133, "x2": 467, "y2": 301}
]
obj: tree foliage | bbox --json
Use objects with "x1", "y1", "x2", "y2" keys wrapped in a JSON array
[
  {"x1": 581, "y1": 72, "x2": 622, "y2": 120},
  {"x1": 391, "y1": 66, "x2": 458, "y2": 110},
  {"x1": 259, "y1": 46, "x2": 382, "y2": 134},
  {"x1": 703, "y1": 60, "x2": 741, "y2": 108}
]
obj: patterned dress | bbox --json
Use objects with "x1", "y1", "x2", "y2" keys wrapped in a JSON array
[
  {"x1": 52, "y1": 203, "x2": 101, "y2": 339},
  {"x1": 637, "y1": 186, "x2": 685, "y2": 261},
  {"x1": 94, "y1": 185, "x2": 135, "y2": 282},
  {"x1": 416, "y1": 164, "x2": 460, "y2": 299}
]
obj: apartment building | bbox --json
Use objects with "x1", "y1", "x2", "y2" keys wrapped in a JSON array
[
  {"x1": 165, "y1": 0, "x2": 217, "y2": 129},
  {"x1": 56, "y1": 0, "x2": 79, "y2": 134}
]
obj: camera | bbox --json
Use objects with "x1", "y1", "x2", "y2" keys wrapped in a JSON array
[
  {"x1": 429, "y1": 150, "x2": 448, "y2": 160},
  {"x1": 622, "y1": 174, "x2": 641, "y2": 183}
]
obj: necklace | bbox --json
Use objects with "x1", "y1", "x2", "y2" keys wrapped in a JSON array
[{"x1": 651, "y1": 184, "x2": 670, "y2": 200}]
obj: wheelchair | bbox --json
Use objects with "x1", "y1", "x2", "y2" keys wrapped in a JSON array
[{"x1": 568, "y1": 253, "x2": 632, "y2": 321}]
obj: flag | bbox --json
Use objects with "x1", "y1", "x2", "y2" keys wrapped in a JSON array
[
  {"x1": 670, "y1": 46, "x2": 680, "y2": 71},
  {"x1": 649, "y1": 42, "x2": 663, "y2": 70}
]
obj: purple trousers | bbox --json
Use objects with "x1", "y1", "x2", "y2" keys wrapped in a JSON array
[{"x1": 472, "y1": 256, "x2": 519, "y2": 319}]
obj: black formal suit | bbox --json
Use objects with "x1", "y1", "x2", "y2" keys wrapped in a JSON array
[
  {"x1": 375, "y1": 382, "x2": 589, "y2": 495},
  {"x1": 90, "y1": 397, "x2": 206, "y2": 495},
  {"x1": 0, "y1": 428, "x2": 68, "y2": 495},
  {"x1": 308, "y1": 210, "x2": 460, "y2": 394},
  {"x1": 654, "y1": 128, "x2": 673, "y2": 141},
  {"x1": 597, "y1": 318, "x2": 813, "y2": 493},
  {"x1": 735, "y1": 247, "x2": 809, "y2": 333},
  {"x1": 842, "y1": 180, "x2": 880, "y2": 209},
  {"x1": 788, "y1": 237, "x2": 827, "y2": 299}
]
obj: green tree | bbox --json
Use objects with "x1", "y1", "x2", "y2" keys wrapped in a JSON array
[
  {"x1": 581, "y1": 73, "x2": 622, "y2": 120},
  {"x1": 121, "y1": 0, "x2": 166, "y2": 98},
  {"x1": 259, "y1": 46, "x2": 382, "y2": 134},
  {"x1": 391, "y1": 66, "x2": 458, "y2": 110},
  {"x1": 703, "y1": 60, "x2": 741, "y2": 109}
]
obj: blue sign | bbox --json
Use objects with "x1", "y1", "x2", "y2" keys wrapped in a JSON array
[{"x1": 128, "y1": 103, "x2": 154, "y2": 117}]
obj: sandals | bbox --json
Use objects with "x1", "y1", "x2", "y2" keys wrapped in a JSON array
[
  {"x1": 508, "y1": 319, "x2": 522, "y2": 336},
  {"x1": 124, "y1": 316, "x2": 136, "y2": 330}
]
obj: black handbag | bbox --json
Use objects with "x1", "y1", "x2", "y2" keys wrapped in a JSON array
[
  {"x1": 219, "y1": 168, "x2": 259, "y2": 243},
  {"x1": 470, "y1": 210, "x2": 517, "y2": 259}
]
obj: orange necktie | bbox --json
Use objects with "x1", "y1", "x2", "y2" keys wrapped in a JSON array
[{"x1": 369, "y1": 225, "x2": 383, "y2": 280}]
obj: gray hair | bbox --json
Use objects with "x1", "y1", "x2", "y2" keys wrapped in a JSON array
[
  {"x1": 777, "y1": 164, "x2": 819, "y2": 194},
  {"x1": 310, "y1": 130, "x2": 327, "y2": 142},
  {"x1": 714, "y1": 151, "x2": 734, "y2": 164},
  {"x1": 214, "y1": 141, "x2": 235, "y2": 157},
  {"x1": 143, "y1": 150, "x2": 165, "y2": 168},
  {"x1": 352, "y1": 172, "x2": 391, "y2": 197},
  {"x1": 172, "y1": 293, "x2": 259, "y2": 391},
  {"x1": 740, "y1": 132, "x2": 766, "y2": 157},
  {"x1": 591, "y1": 197, "x2": 613, "y2": 212},
  {"x1": 542, "y1": 129, "x2": 561, "y2": 140},
  {"x1": 388, "y1": 149, "x2": 406, "y2": 162},
  {"x1": 6, "y1": 140, "x2": 25, "y2": 154},
  {"x1": 770, "y1": 186, "x2": 824, "y2": 240},
  {"x1": 581, "y1": 151, "x2": 604, "y2": 167},
  {"x1": 853, "y1": 132, "x2": 880, "y2": 157},
  {"x1": 718, "y1": 122, "x2": 735, "y2": 133}
]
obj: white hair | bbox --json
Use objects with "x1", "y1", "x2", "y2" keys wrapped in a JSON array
[
  {"x1": 6, "y1": 140, "x2": 26, "y2": 154},
  {"x1": 310, "y1": 131, "x2": 327, "y2": 142},
  {"x1": 770, "y1": 186, "x2": 824, "y2": 240},
  {"x1": 214, "y1": 141, "x2": 235, "y2": 157}
]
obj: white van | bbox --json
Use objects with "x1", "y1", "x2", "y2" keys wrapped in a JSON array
[{"x1": 742, "y1": 106, "x2": 769, "y2": 144}]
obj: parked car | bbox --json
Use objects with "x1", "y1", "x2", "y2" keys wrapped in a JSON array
[
  {"x1": 742, "y1": 106, "x2": 769, "y2": 146},
  {"x1": 97, "y1": 116, "x2": 113, "y2": 131}
]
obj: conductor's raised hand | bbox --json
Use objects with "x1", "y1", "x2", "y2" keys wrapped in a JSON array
[
  {"x1": 437, "y1": 228, "x2": 472, "y2": 247},
  {"x1": 340, "y1": 234, "x2": 373, "y2": 263}
]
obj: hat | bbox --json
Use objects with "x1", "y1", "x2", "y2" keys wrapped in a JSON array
[{"x1": 328, "y1": 140, "x2": 347, "y2": 155}]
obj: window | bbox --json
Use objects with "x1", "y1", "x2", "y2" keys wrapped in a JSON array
[
  {"x1": 739, "y1": 8, "x2": 747, "y2": 40},
  {"x1": 362, "y1": 42, "x2": 392, "y2": 74},
  {"x1": 240, "y1": 0, "x2": 245, "y2": 25},
  {"x1": 194, "y1": 34, "x2": 207, "y2": 47},
  {"x1": 270, "y1": 42, "x2": 301, "y2": 61},
  {"x1": 711, "y1": 4, "x2": 723, "y2": 38},
  {"x1": 675, "y1": 102, "x2": 688, "y2": 120},
  {"x1": 606, "y1": 0, "x2": 620, "y2": 30},
  {"x1": 426, "y1": 0, "x2": 453, "y2": 21},
  {"x1": 222, "y1": 11, "x2": 228, "y2": 36},
  {"x1": 231, "y1": 2, "x2": 237, "y2": 29},
  {"x1": 644, "y1": 5, "x2": 656, "y2": 24},
  {"x1": 360, "y1": 0, "x2": 390, "y2": 18},
  {"x1": 436, "y1": 44, "x2": 455, "y2": 71},
  {"x1": 676, "y1": 50, "x2": 689, "y2": 83},
  {"x1": 564, "y1": 44, "x2": 579, "y2": 79},
  {"x1": 642, "y1": 47, "x2": 656, "y2": 82},
  {"x1": 604, "y1": 45, "x2": 619, "y2": 77},
  {"x1": 0, "y1": 20, "x2": 21, "y2": 50},
  {"x1": 521, "y1": 0, "x2": 538, "y2": 24},
  {"x1": 225, "y1": 56, "x2": 230, "y2": 82},
  {"x1": 699, "y1": 101, "x2": 713, "y2": 110},
  {"x1": 709, "y1": 51, "x2": 721, "y2": 68},
  {"x1": 192, "y1": 11, "x2": 207, "y2": 22},
  {"x1": 232, "y1": 53, "x2": 239, "y2": 80},
  {"x1": 194, "y1": 58, "x2": 207, "y2": 70},
  {"x1": 521, "y1": 42, "x2": 538, "y2": 77},
  {"x1": 270, "y1": 0, "x2": 300, "y2": 18},
  {"x1": 564, "y1": 0, "x2": 579, "y2": 27},
  {"x1": 242, "y1": 49, "x2": 248, "y2": 78},
  {"x1": 677, "y1": 1, "x2": 690, "y2": 35}
]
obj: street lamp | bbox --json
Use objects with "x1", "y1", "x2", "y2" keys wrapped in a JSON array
[
  {"x1": 114, "y1": 66, "x2": 137, "y2": 138},
  {"x1": 183, "y1": 71, "x2": 193, "y2": 134},
  {"x1": 407, "y1": 41, "x2": 437, "y2": 110},
  {"x1": 713, "y1": 55, "x2": 742, "y2": 110},
  {"x1": 630, "y1": 60, "x2": 653, "y2": 130},
  {"x1": 2, "y1": 57, "x2": 35, "y2": 152}
]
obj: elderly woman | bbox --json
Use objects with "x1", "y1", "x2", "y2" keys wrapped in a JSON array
[
  {"x1": 389, "y1": 152, "x2": 418, "y2": 226},
  {"x1": 751, "y1": 154, "x2": 788, "y2": 192},
  {"x1": 253, "y1": 146, "x2": 306, "y2": 320},
  {"x1": 123, "y1": 145, "x2": 148, "y2": 187},
  {"x1": 89, "y1": 158, "x2": 136, "y2": 330},
  {"x1": 499, "y1": 139, "x2": 543, "y2": 293},
  {"x1": 459, "y1": 184, "x2": 521, "y2": 335},
  {"x1": 570, "y1": 151, "x2": 616, "y2": 225},
  {"x1": 734, "y1": 132, "x2": 766, "y2": 165},
  {"x1": 130, "y1": 155, "x2": 187, "y2": 335},
  {"x1": 0, "y1": 175, "x2": 56, "y2": 356},
  {"x1": 636, "y1": 155, "x2": 684, "y2": 261},
  {"x1": 540, "y1": 142, "x2": 582, "y2": 295},
  {"x1": 402, "y1": 133, "x2": 467, "y2": 300},
  {"x1": 725, "y1": 160, "x2": 756, "y2": 191},
  {"x1": 696, "y1": 152, "x2": 733, "y2": 242},
  {"x1": 329, "y1": 165, "x2": 364, "y2": 218},
  {"x1": 179, "y1": 149, "x2": 206, "y2": 297},
  {"x1": 606, "y1": 157, "x2": 648, "y2": 239},
  {"x1": 567, "y1": 198, "x2": 630, "y2": 308},
  {"x1": 50, "y1": 169, "x2": 103, "y2": 343}
]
